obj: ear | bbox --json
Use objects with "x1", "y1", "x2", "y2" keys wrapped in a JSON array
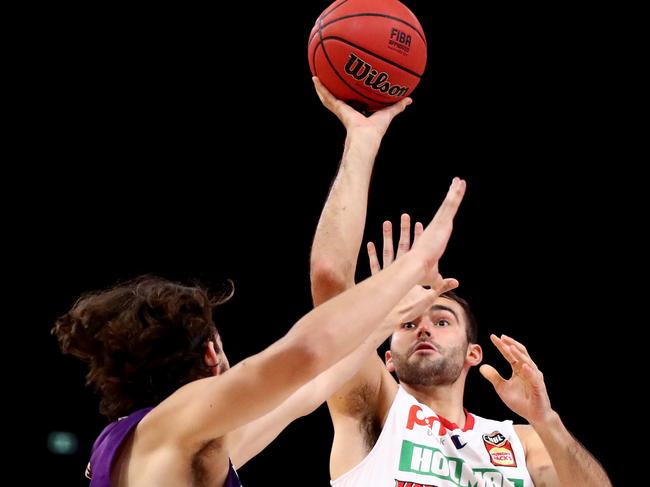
[
  {"x1": 385, "y1": 350, "x2": 396, "y2": 373},
  {"x1": 204, "y1": 340, "x2": 220, "y2": 374},
  {"x1": 466, "y1": 343, "x2": 482, "y2": 367}
]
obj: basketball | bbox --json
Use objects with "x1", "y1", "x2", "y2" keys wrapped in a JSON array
[{"x1": 308, "y1": 0, "x2": 427, "y2": 112}]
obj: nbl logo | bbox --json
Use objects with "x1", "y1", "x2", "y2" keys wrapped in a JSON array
[
  {"x1": 343, "y1": 53, "x2": 409, "y2": 98},
  {"x1": 482, "y1": 431, "x2": 518, "y2": 467},
  {"x1": 482, "y1": 432, "x2": 507, "y2": 446}
]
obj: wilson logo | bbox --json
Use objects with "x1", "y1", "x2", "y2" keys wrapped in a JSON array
[{"x1": 343, "y1": 53, "x2": 409, "y2": 97}]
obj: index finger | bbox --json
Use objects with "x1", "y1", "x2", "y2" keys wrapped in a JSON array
[
  {"x1": 413, "y1": 222, "x2": 424, "y2": 243},
  {"x1": 490, "y1": 334, "x2": 519, "y2": 368}
]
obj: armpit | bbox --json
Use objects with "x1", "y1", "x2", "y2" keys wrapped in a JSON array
[{"x1": 344, "y1": 383, "x2": 382, "y2": 451}]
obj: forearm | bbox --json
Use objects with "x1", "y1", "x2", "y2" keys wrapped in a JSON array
[
  {"x1": 310, "y1": 131, "x2": 383, "y2": 292},
  {"x1": 299, "y1": 252, "x2": 424, "y2": 376},
  {"x1": 294, "y1": 310, "x2": 397, "y2": 417},
  {"x1": 532, "y1": 412, "x2": 612, "y2": 486},
  {"x1": 229, "y1": 311, "x2": 395, "y2": 468},
  {"x1": 201, "y1": 250, "x2": 422, "y2": 444},
  {"x1": 293, "y1": 282, "x2": 437, "y2": 415}
]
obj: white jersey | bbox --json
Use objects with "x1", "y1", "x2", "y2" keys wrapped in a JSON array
[{"x1": 331, "y1": 386, "x2": 534, "y2": 487}]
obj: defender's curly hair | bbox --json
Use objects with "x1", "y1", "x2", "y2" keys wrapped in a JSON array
[{"x1": 52, "y1": 275, "x2": 233, "y2": 421}]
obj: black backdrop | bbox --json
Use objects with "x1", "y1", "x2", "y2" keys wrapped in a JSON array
[{"x1": 35, "y1": 1, "x2": 633, "y2": 485}]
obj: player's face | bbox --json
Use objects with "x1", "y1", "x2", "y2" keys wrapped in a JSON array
[{"x1": 388, "y1": 296, "x2": 469, "y2": 386}]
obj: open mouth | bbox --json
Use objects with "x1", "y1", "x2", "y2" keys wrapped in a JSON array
[{"x1": 412, "y1": 342, "x2": 438, "y2": 355}]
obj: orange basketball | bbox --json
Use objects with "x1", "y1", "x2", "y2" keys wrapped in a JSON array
[{"x1": 308, "y1": 0, "x2": 427, "y2": 112}]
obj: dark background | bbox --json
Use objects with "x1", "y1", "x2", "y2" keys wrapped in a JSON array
[{"x1": 33, "y1": 1, "x2": 635, "y2": 485}]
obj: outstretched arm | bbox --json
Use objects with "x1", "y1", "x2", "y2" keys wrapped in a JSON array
[
  {"x1": 481, "y1": 334, "x2": 612, "y2": 487},
  {"x1": 230, "y1": 214, "x2": 459, "y2": 468},
  {"x1": 310, "y1": 76, "x2": 412, "y2": 304},
  {"x1": 228, "y1": 283, "x2": 448, "y2": 467},
  {"x1": 150, "y1": 178, "x2": 466, "y2": 449}
]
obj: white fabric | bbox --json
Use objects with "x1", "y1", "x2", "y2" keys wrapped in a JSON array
[{"x1": 331, "y1": 386, "x2": 534, "y2": 487}]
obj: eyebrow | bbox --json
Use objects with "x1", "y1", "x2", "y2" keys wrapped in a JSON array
[{"x1": 429, "y1": 305, "x2": 459, "y2": 321}]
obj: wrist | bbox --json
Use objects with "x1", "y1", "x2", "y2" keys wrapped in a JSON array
[
  {"x1": 529, "y1": 409, "x2": 561, "y2": 431},
  {"x1": 345, "y1": 128, "x2": 383, "y2": 148},
  {"x1": 397, "y1": 251, "x2": 429, "y2": 286}
]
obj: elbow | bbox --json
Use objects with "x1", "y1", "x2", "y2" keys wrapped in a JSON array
[
  {"x1": 310, "y1": 259, "x2": 351, "y2": 305},
  {"x1": 288, "y1": 337, "x2": 333, "y2": 385}
]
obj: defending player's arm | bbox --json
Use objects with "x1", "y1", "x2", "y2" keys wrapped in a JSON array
[
  {"x1": 231, "y1": 213, "x2": 457, "y2": 468},
  {"x1": 228, "y1": 283, "x2": 449, "y2": 467},
  {"x1": 142, "y1": 179, "x2": 466, "y2": 454}
]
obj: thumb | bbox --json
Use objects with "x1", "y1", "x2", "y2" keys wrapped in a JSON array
[
  {"x1": 479, "y1": 364, "x2": 505, "y2": 389},
  {"x1": 384, "y1": 97, "x2": 412, "y2": 120},
  {"x1": 395, "y1": 97, "x2": 412, "y2": 115},
  {"x1": 434, "y1": 277, "x2": 458, "y2": 295}
]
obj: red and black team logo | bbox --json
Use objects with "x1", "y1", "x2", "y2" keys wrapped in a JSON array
[{"x1": 482, "y1": 431, "x2": 517, "y2": 467}]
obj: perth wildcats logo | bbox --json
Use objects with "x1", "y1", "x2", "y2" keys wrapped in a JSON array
[
  {"x1": 343, "y1": 53, "x2": 409, "y2": 98},
  {"x1": 482, "y1": 431, "x2": 517, "y2": 467},
  {"x1": 405, "y1": 404, "x2": 448, "y2": 435}
]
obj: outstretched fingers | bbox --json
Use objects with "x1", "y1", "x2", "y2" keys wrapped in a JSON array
[
  {"x1": 432, "y1": 177, "x2": 466, "y2": 226},
  {"x1": 413, "y1": 222, "x2": 424, "y2": 243},
  {"x1": 417, "y1": 178, "x2": 466, "y2": 252},
  {"x1": 518, "y1": 362, "x2": 539, "y2": 385},
  {"x1": 490, "y1": 334, "x2": 520, "y2": 369},
  {"x1": 396, "y1": 214, "x2": 411, "y2": 259},
  {"x1": 409, "y1": 178, "x2": 466, "y2": 278},
  {"x1": 382, "y1": 220, "x2": 394, "y2": 267},
  {"x1": 370, "y1": 216, "x2": 424, "y2": 275},
  {"x1": 491, "y1": 334, "x2": 539, "y2": 378},
  {"x1": 367, "y1": 242, "x2": 381, "y2": 276},
  {"x1": 506, "y1": 342, "x2": 540, "y2": 375},
  {"x1": 501, "y1": 335, "x2": 538, "y2": 370}
]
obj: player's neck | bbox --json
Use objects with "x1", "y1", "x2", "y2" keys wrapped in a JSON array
[{"x1": 401, "y1": 380, "x2": 467, "y2": 429}]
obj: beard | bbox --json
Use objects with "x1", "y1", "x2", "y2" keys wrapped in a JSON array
[{"x1": 392, "y1": 342, "x2": 467, "y2": 386}]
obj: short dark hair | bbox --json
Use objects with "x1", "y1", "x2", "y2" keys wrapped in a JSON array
[
  {"x1": 441, "y1": 290, "x2": 478, "y2": 344},
  {"x1": 52, "y1": 275, "x2": 233, "y2": 420}
]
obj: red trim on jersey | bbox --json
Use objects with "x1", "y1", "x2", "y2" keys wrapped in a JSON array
[{"x1": 437, "y1": 409, "x2": 475, "y2": 432}]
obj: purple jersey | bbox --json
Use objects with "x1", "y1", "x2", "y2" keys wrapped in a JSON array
[
  {"x1": 87, "y1": 407, "x2": 242, "y2": 486},
  {"x1": 224, "y1": 459, "x2": 243, "y2": 487}
]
